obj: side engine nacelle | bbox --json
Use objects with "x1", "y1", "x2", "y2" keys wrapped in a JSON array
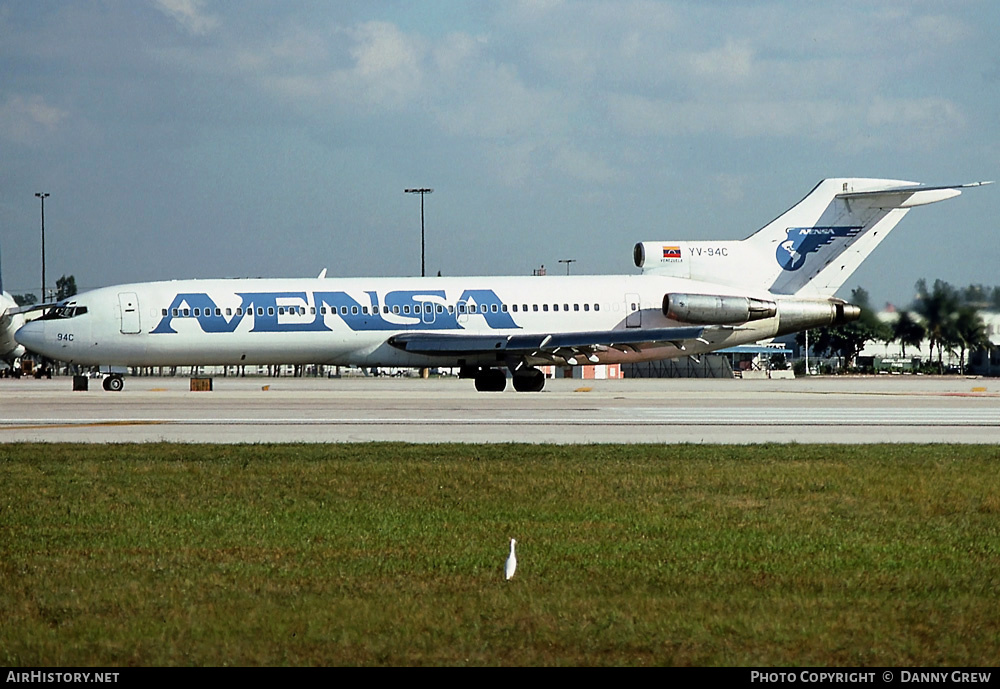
[
  {"x1": 774, "y1": 299, "x2": 861, "y2": 336},
  {"x1": 663, "y1": 293, "x2": 776, "y2": 325},
  {"x1": 663, "y1": 292, "x2": 860, "y2": 334}
]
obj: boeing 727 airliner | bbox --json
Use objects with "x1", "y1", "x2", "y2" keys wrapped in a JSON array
[{"x1": 8, "y1": 178, "x2": 990, "y2": 391}]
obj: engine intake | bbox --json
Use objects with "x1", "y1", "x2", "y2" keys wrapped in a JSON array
[{"x1": 663, "y1": 293, "x2": 777, "y2": 325}]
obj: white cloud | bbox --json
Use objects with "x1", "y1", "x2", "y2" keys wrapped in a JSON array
[
  {"x1": 348, "y1": 21, "x2": 424, "y2": 106},
  {"x1": 433, "y1": 61, "x2": 566, "y2": 139},
  {"x1": 552, "y1": 145, "x2": 622, "y2": 184},
  {"x1": 256, "y1": 21, "x2": 425, "y2": 111},
  {"x1": 154, "y1": 0, "x2": 220, "y2": 36},
  {"x1": 685, "y1": 40, "x2": 755, "y2": 83},
  {"x1": 607, "y1": 91, "x2": 965, "y2": 147},
  {"x1": 712, "y1": 173, "x2": 748, "y2": 204},
  {"x1": 0, "y1": 94, "x2": 68, "y2": 145},
  {"x1": 866, "y1": 96, "x2": 964, "y2": 131}
]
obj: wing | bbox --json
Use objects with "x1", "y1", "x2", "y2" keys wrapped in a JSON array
[
  {"x1": 6, "y1": 299, "x2": 63, "y2": 317},
  {"x1": 388, "y1": 326, "x2": 707, "y2": 365}
]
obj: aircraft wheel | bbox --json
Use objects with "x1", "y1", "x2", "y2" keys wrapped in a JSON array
[
  {"x1": 512, "y1": 368, "x2": 545, "y2": 392},
  {"x1": 474, "y1": 368, "x2": 507, "y2": 392},
  {"x1": 103, "y1": 375, "x2": 124, "y2": 392}
]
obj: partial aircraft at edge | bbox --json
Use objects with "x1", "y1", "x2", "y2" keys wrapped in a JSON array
[{"x1": 6, "y1": 178, "x2": 991, "y2": 392}]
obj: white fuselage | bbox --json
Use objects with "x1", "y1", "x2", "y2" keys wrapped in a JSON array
[{"x1": 15, "y1": 274, "x2": 778, "y2": 368}]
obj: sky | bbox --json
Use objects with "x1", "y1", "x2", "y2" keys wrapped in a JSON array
[{"x1": 1, "y1": 0, "x2": 997, "y2": 309}]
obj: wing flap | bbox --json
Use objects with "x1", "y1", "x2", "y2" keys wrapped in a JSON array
[{"x1": 388, "y1": 326, "x2": 706, "y2": 357}]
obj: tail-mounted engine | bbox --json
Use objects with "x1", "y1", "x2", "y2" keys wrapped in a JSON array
[
  {"x1": 663, "y1": 292, "x2": 860, "y2": 334},
  {"x1": 663, "y1": 293, "x2": 776, "y2": 325}
]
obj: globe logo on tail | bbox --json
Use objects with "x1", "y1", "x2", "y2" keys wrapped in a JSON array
[{"x1": 776, "y1": 226, "x2": 862, "y2": 271}]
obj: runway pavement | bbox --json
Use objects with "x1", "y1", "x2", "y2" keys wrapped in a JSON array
[{"x1": 1, "y1": 374, "x2": 999, "y2": 443}]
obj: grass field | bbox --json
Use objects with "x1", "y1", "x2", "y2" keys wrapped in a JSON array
[{"x1": 2, "y1": 443, "x2": 999, "y2": 666}]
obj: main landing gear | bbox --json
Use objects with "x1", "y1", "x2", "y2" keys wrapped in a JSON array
[
  {"x1": 102, "y1": 374, "x2": 124, "y2": 392},
  {"x1": 474, "y1": 367, "x2": 507, "y2": 392},
  {"x1": 467, "y1": 366, "x2": 546, "y2": 392},
  {"x1": 512, "y1": 367, "x2": 545, "y2": 392}
]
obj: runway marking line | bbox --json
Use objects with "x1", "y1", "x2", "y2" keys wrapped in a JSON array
[{"x1": 1, "y1": 421, "x2": 169, "y2": 431}]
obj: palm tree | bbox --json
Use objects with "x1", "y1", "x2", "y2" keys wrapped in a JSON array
[
  {"x1": 913, "y1": 279, "x2": 959, "y2": 372},
  {"x1": 892, "y1": 311, "x2": 925, "y2": 358},
  {"x1": 951, "y1": 305, "x2": 989, "y2": 374}
]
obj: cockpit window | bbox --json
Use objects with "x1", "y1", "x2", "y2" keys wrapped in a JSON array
[{"x1": 38, "y1": 303, "x2": 88, "y2": 320}]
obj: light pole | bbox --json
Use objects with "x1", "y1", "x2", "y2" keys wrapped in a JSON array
[
  {"x1": 35, "y1": 192, "x2": 50, "y2": 302},
  {"x1": 404, "y1": 188, "x2": 433, "y2": 277},
  {"x1": 558, "y1": 259, "x2": 576, "y2": 275}
]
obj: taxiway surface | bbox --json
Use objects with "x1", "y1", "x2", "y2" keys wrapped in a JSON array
[{"x1": 2, "y1": 374, "x2": 998, "y2": 443}]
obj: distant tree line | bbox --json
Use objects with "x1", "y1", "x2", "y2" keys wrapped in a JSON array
[
  {"x1": 797, "y1": 280, "x2": 996, "y2": 374},
  {"x1": 11, "y1": 275, "x2": 77, "y2": 307}
]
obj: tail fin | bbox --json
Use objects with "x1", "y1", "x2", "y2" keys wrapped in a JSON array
[{"x1": 636, "y1": 178, "x2": 989, "y2": 297}]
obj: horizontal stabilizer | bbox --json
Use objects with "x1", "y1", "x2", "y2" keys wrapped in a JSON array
[{"x1": 837, "y1": 181, "x2": 993, "y2": 208}]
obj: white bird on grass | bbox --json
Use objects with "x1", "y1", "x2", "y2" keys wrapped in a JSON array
[{"x1": 505, "y1": 538, "x2": 517, "y2": 580}]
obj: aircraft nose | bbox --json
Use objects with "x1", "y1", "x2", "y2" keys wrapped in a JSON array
[{"x1": 14, "y1": 321, "x2": 45, "y2": 353}]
